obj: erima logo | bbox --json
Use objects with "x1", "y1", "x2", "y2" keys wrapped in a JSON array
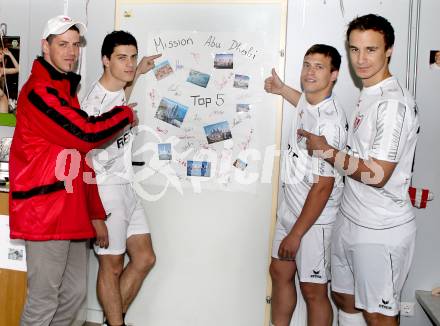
[
  {"x1": 379, "y1": 299, "x2": 392, "y2": 310},
  {"x1": 353, "y1": 113, "x2": 364, "y2": 132},
  {"x1": 310, "y1": 270, "x2": 322, "y2": 279}
]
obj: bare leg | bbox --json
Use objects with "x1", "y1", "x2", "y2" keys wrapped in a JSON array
[
  {"x1": 332, "y1": 291, "x2": 367, "y2": 326},
  {"x1": 332, "y1": 291, "x2": 360, "y2": 313},
  {"x1": 97, "y1": 254, "x2": 124, "y2": 325},
  {"x1": 363, "y1": 312, "x2": 398, "y2": 326},
  {"x1": 120, "y1": 234, "x2": 155, "y2": 313},
  {"x1": 300, "y1": 282, "x2": 332, "y2": 326},
  {"x1": 269, "y1": 258, "x2": 297, "y2": 326}
]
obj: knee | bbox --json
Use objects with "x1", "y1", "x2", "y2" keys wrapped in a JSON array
[
  {"x1": 300, "y1": 285, "x2": 327, "y2": 304},
  {"x1": 269, "y1": 261, "x2": 290, "y2": 283},
  {"x1": 332, "y1": 291, "x2": 351, "y2": 311},
  {"x1": 363, "y1": 313, "x2": 379, "y2": 326},
  {"x1": 269, "y1": 261, "x2": 281, "y2": 281},
  {"x1": 332, "y1": 291, "x2": 343, "y2": 307},
  {"x1": 100, "y1": 260, "x2": 124, "y2": 278},
  {"x1": 133, "y1": 252, "x2": 156, "y2": 274}
]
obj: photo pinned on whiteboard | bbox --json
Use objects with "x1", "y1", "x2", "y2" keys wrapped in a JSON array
[
  {"x1": 233, "y1": 74, "x2": 250, "y2": 89},
  {"x1": 214, "y1": 53, "x2": 233, "y2": 69},
  {"x1": 236, "y1": 103, "x2": 250, "y2": 113},
  {"x1": 8, "y1": 248, "x2": 24, "y2": 261},
  {"x1": 158, "y1": 143, "x2": 172, "y2": 160},
  {"x1": 187, "y1": 160, "x2": 211, "y2": 177},
  {"x1": 186, "y1": 69, "x2": 210, "y2": 88},
  {"x1": 153, "y1": 60, "x2": 174, "y2": 80},
  {"x1": 233, "y1": 158, "x2": 248, "y2": 171},
  {"x1": 155, "y1": 97, "x2": 188, "y2": 128},
  {"x1": 204, "y1": 120, "x2": 232, "y2": 144}
]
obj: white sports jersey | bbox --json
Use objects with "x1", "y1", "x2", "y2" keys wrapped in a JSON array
[
  {"x1": 81, "y1": 81, "x2": 134, "y2": 184},
  {"x1": 279, "y1": 94, "x2": 347, "y2": 225},
  {"x1": 340, "y1": 76, "x2": 420, "y2": 229}
]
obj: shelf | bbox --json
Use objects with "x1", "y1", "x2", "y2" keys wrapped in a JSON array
[{"x1": 416, "y1": 290, "x2": 440, "y2": 326}]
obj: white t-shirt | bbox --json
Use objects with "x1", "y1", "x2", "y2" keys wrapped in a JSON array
[
  {"x1": 340, "y1": 76, "x2": 420, "y2": 229},
  {"x1": 430, "y1": 63, "x2": 440, "y2": 70},
  {"x1": 81, "y1": 81, "x2": 134, "y2": 184},
  {"x1": 279, "y1": 94, "x2": 348, "y2": 225}
]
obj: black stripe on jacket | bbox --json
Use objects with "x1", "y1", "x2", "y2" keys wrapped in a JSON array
[
  {"x1": 45, "y1": 87, "x2": 126, "y2": 123},
  {"x1": 28, "y1": 89, "x2": 129, "y2": 143},
  {"x1": 12, "y1": 181, "x2": 65, "y2": 199}
]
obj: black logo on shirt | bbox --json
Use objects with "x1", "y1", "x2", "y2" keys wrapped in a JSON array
[
  {"x1": 379, "y1": 298, "x2": 392, "y2": 310},
  {"x1": 287, "y1": 144, "x2": 298, "y2": 159},
  {"x1": 310, "y1": 270, "x2": 322, "y2": 279},
  {"x1": 116, "y1": 131, "x2": 131, "y2": 149}
]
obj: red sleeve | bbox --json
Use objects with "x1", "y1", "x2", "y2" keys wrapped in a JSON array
[
  {"x1": 84, "y1": 161, "x2": 106, "y2": 220},
  {"x1": 26, "y1": 82, "x2": 134, "y2": 153}
]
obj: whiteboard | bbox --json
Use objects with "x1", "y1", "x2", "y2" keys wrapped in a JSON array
[{"x1": 115, "y1": 1, "x2": 287, "y2": 325}]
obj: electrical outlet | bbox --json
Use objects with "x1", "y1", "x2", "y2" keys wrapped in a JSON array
[{"x1": 401, "y1": 301, "x2": 415, "y2": 316}]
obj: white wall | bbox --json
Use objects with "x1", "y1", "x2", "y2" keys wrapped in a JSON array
[
  {"x1": 400, "y1": 1, "x2": 440, "y2": 326},
  {"x1": 1, "y1": 1, "x2": 439, "y2": 325}
]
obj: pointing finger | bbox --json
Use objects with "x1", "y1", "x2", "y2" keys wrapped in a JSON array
[
  {"x1": 146, "y1": 53, "x2": 162, "y2": 61},
  {"x1": 297, "y1": 129, "x2": 310, "y2": 138}
]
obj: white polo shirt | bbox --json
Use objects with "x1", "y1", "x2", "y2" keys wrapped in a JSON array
[
  {"x1": 81, "y1": 81, "x2": 134, "y2": 184},
  {"x1": 279, "y1": 94, "x2": 347, "y2": 225},
  {"x1": 340, "y1": 76, "x2": 420, "y2": 229}
]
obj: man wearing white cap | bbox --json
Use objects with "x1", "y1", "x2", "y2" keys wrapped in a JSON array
[{"x1": 9, "y1": 15, "x2": 136, "y2": 326}]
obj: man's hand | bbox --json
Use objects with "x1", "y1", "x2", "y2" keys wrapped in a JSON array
[
  {"x1": 278, "y1": 233, "x2": 301, "y2": 261},
  {"x1": 297, "y1": 129, "x2": 332, "y2": 157},
  {"x1": 136, "y1": 53, "x2": 162, "y2": 75},
  {"x1": 127, "y1": 102, "x2": 139, "y2": 127},
  {"x1": 91, "y1": 219, "x2": 109, "y2": 248},
  {"x1": 264, "y1": 68, "x2": 285, "y2": 95}
]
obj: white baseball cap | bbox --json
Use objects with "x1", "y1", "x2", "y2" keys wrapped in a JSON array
[{"x1": 41, "y1": 15, "x2": 86, "y2": 40}]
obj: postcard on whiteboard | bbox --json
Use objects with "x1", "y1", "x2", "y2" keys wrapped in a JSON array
[
  {"x1": 158, "y1": 143, "x2": 172, "y2": 160},
  {"x1": 214, "y1": 53, "x2": 233, "y2": 69},
  {"x1": 186, "y1": 69, "x2": 210, "y2": 88},
  {"x1": 187, "y1": 160, "x2": 211, "y2": 177},
  {"x1": 204, "y1": 121, "x2": 232, "y2": 144},
  {"x1": 154, "y1": 60, "x2": 174, "y2": 80},
  {"x1": 233, "y1": 158, "x2": 248, "y2": 171},
  {"x1": 155, "y1": 97, "x2": 188, "y2": 128},
  {"x1": 233, "y1": 74, "x2": 250, "y2": 89}
]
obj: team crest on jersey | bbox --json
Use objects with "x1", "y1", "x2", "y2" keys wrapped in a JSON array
[
  {"x1": 296, "y1": 123, "x2": 304, "y2": 143},
  {"x1": 353, "y1": 112, "x2": 364, "y2": 132}
]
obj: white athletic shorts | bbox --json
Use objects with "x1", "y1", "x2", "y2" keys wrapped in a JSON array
[
  {"x1": 272, "y1": 204, "x2": 332, "y2": 284},
  {"x1": 94, "y1": 183, "x2": 150, "y2": 255},
  {"x1": 331, "y1": 213, "x2": 416, "y2": 316}
]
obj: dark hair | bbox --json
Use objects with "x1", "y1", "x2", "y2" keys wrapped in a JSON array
[
  {"x1": 305, "y1": 44, "x2": 341, "y2": 71},
  {"x1": 46, "y1": 25, "x2": 80, "y2": 44},
  {"x1": 101, "y1": 30, "x2": 137, "y2": 59},
  {"x1": 346, "y1": 14, "x2": 395, "y2": 50}
]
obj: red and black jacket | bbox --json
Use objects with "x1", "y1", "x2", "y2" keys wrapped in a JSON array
[{"x1": 9, "y1": 57, "x2": 134, "y2": 240}]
